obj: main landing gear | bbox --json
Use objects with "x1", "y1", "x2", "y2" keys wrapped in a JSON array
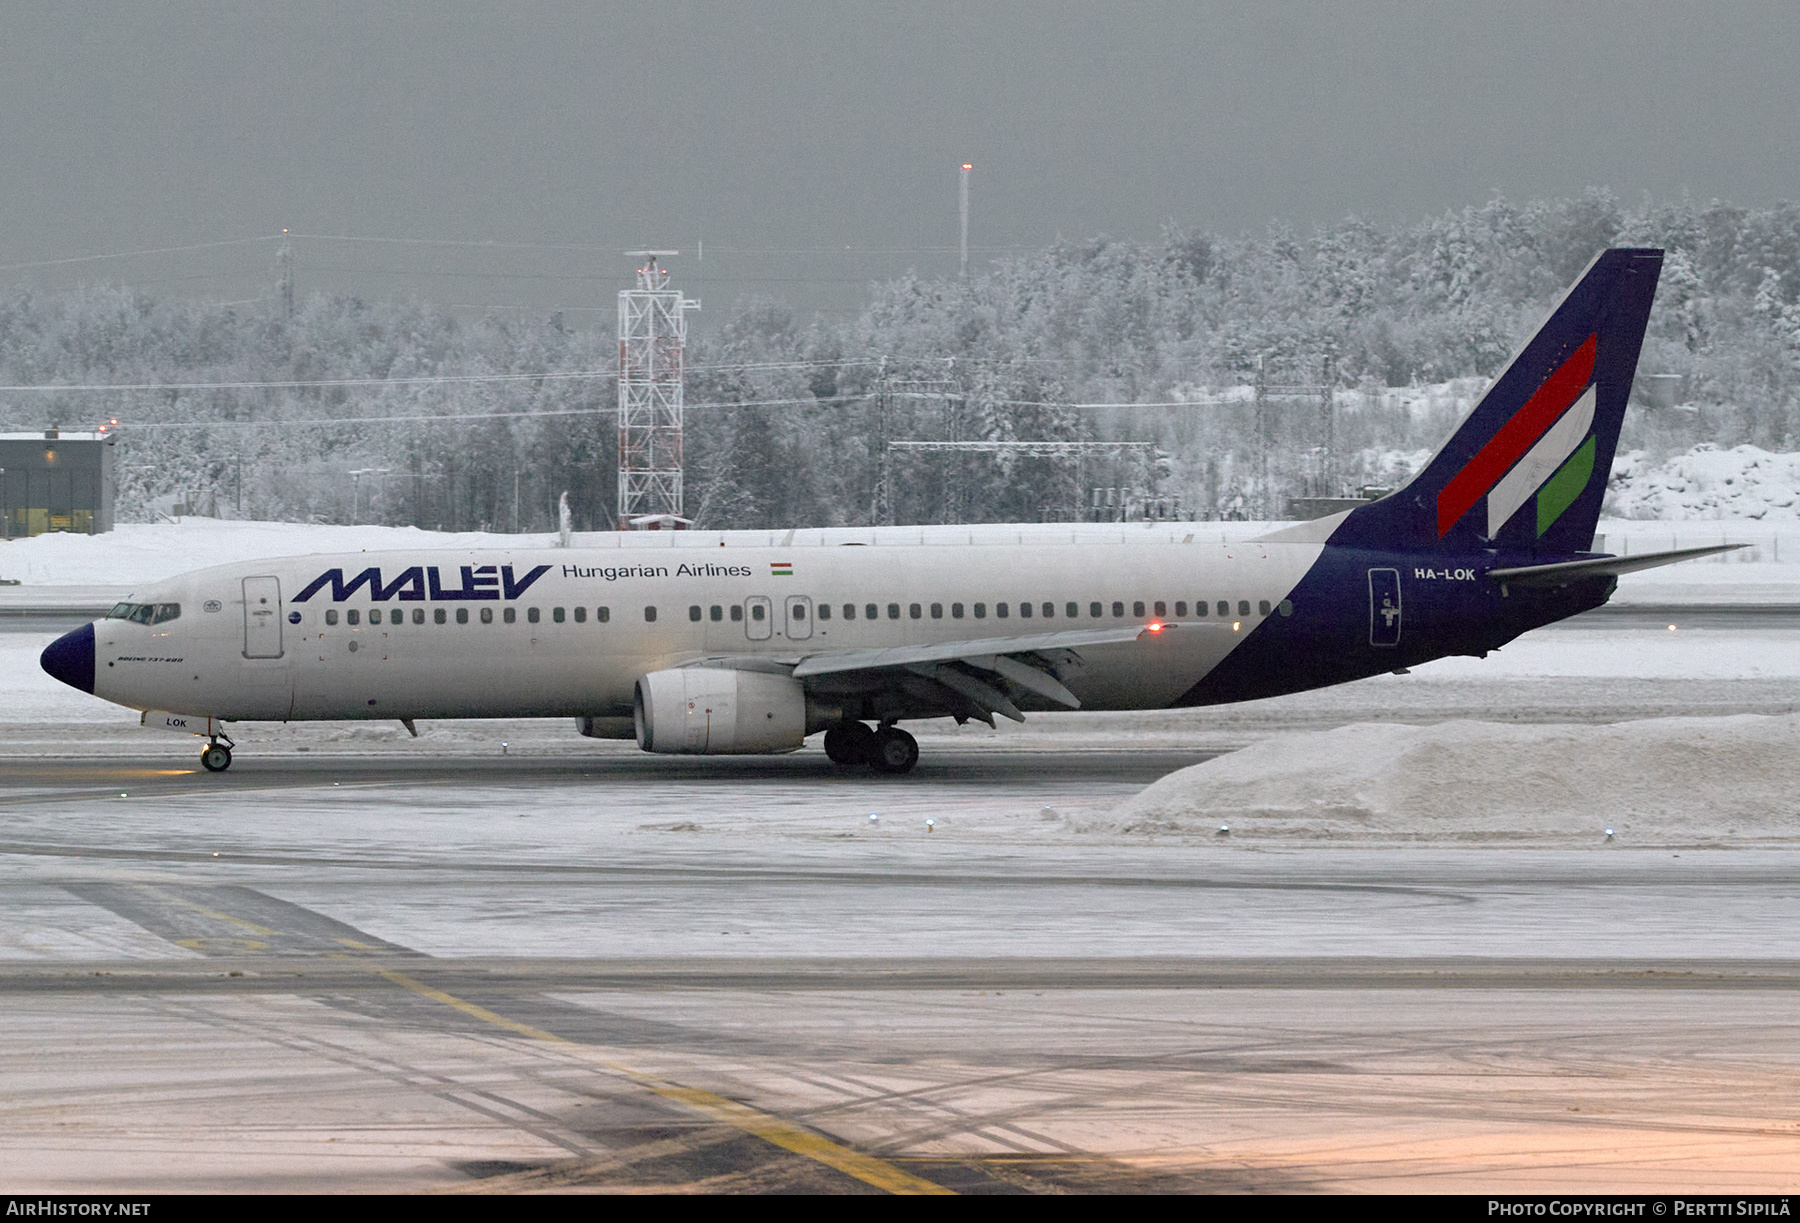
[
  {"x1": 200, "y1": 733, "x2": 235, "y2": 773},
  {"x1": 824, "y1": 721, "x2": 918, "y2": 775}
]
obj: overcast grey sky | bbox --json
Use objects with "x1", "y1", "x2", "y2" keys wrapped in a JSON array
[{"x1": 4, "y1": 1, "x2": 1797, "y2": 322}]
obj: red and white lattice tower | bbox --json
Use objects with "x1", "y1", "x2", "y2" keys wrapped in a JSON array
[{"x1": 617, "y1": 252, "x2": 698, "y2": 524}]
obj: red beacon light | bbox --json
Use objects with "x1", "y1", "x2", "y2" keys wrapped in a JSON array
[{"x1": 1146, "y1": 621, "x2": 1164, "y2": 633}]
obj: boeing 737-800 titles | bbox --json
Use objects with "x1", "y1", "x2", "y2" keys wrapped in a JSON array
[{"x1": 41, "y1": 249, "x2": 1734, "y2": 774}]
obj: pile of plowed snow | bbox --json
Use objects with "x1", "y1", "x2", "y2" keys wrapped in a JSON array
[
  {"x1": 1609, "y1": 445, "x2": 1800, "y2": 520},
  {"x1": 1114, "y1": 714, "x2": 1800, "y2": 845}
]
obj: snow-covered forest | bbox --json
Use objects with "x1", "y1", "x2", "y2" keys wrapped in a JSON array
[{"x1": 4, "y1": 189, "x2": 1800, "y2": 530}]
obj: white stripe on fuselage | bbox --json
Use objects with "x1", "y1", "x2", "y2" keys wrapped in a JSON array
[{"x1": 89, "y1": 538, "x2": 1325, "y2": 722}]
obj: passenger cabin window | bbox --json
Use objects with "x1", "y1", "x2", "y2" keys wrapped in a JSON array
[
  {"x1": 1154, "y1": 601, "x2": 1166, "y2": 618},
  {"x1": 995, "y1": 602, "x2": 1008, "y2": 618},
  {"x1": 1217, "y1": 601, "x2": 1229, "y2": 617},
  {"x1": 480, "y1": 607, "x2": 493, "y2": 624},
  {"x1": 413, "y1": 608, "x2": 425, "y2": 625},
  {"x1": 909, "y1": 603, "x2": 922, "y2": 619},
  {"x1": 1089, "y1": 602, "x2": 1102, "y2": 618},
  {"x1": 503, "y1": 607, "x2": 516, "y2": 624},
  {"x1": 1018, "y1": 602, "x2": 1031, "y2": 618},
  {"x1": 1278, "y1": 599, "x2": 1293, "y2": 617},
  {"x1": 554, "y1": 607, "x2": 567, "y2": 623},
  {"x1": 1067, "y1": 602, "x2": 1079, "y2": 618},
  {"x1": 687, "y1": 605, "x2": 701, "y2": 622},
  {"x1": 729, "y1": 605, "x2": 741, "y2": 622},
  {"x1": 750, "y1": 604, "x2": 764, "y2": 622},
  {"x1": 347, "y1": 609, "x2": 360, "y2": 626},
  {"x1": 598, "y1": 606, "x2": 611, "y2": 623},
  {"x1": 434, "y1": 608, "x2": 446, "y2": 625},
  {"x1": 456, "y1": 608, "x2": 469, "y2": 624},
  {"x1": 1238, "y1": 600, "x2": 1250, "y2": 616},
  {"x1": 326, "y1": 609, "x2": 339, "y2": 626},
  {"x1": 843, "y1": 604, "x2": 855, "y2": 620},
  {"x1": 644, "y1": 606, "x2": 657, "y2": 622},
  {"x1": 527, "y1": 607, "x2": 540, "y2": 624},
  {"x1": 952, "y1": 603, "x2": 964, "y2": 619},
  {"x1": 931, "y1": 603, "x2": 943, "y2": 619},
  {"x1": 865, "y1": 603, "x2": 878, "y2": 620},
  {"x1": 709, "y1": 605, "x2": 721, "y2": 622},
  {"x1": 1133, "y1": 601, "x2": 1145, "y2": 618},
  {"x1": 973, "y1": 602, "x2": 986, "y2": 619},
  {"x1": 1112, "y1": 602, "x2": 1124, "y2": 618},
  {"x1": 887, "y1": 603, "x2": 899, "y2": 620},
  {"x1": 1258, "y1": 600, "x2": 1271, "y2": 616},
  {"x1": 794, "y1": 604, "x2": 807, "y2": 620},
  {"x1": 817, "y1": 604, "x2": 830, "y2": 620},
  {"x1": 575, "y1": 606, "x2": 588, "y2": 623}
]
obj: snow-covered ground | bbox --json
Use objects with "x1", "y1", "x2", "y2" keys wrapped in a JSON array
[
  {"x1": 1609, "y1": 445, "x2": 1800, "y2": 521},
  {"x1": 1115, "y1": 713, "x2": 1800, "y2": 847},
  {"x1": 0, "y1": 518, "x2": 1273, "y2": 594}
]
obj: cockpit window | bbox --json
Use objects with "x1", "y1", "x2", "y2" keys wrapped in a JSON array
[{"x1": 109, "y1": 602, "x2": 180, "y2": 625}]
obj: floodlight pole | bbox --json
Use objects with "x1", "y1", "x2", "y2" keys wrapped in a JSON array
[{"x1": 959, "y1": 163, "x2": 972, "y2": 278}]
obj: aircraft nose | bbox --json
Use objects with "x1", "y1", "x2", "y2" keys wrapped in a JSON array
[{"x1": 40, "y1": 622, "x2": 95, "y2": 695}]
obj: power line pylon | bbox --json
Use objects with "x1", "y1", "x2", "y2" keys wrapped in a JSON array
[{"x1": 617, "y1": 252, "x2": 698, "y2": 526}]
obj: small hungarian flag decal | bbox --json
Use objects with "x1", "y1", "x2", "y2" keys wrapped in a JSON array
[{"x1": 770, "y1": 561, "x2": 793, "y2": 577}]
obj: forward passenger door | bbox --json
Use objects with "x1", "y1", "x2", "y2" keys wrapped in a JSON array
[{"x1": 242, "y1": 576, "x2": 284, "y2": 658}]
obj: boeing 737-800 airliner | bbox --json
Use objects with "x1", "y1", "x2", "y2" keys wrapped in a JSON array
[{"x1": 41, "y1": 248, "x2": 1732, "y2": 774}]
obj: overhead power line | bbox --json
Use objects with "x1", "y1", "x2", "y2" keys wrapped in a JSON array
[
  {"x1": 888, "y1": 441, "x2": 1155, "y2": 454},
  {"x1": 0, "y1": 236, "x2": 278, "y2": 273},
  {"x1": 0, "y1": 356, "x2": 885, "y2": 394},
  {"x1": 6, "y1": 394, "x2": 1248, "y2": 434}
]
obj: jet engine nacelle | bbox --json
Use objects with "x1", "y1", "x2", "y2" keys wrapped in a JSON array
[{"x1": 634, "y1": 667, "x2": 807, "y2": 754}]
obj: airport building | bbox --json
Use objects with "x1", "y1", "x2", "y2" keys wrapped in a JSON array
[{"x1": 0, "y1": 428, "x2": 116, "y2": 538}]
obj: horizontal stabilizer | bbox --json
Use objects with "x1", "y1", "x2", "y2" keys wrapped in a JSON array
[{"x1": 1486, "y1": 544, "x2": 1746, "y2": 588}]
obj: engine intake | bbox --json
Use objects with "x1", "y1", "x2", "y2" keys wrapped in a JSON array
[{"x1": 634, "y1": 667, "x2": 807, "y2": 754}]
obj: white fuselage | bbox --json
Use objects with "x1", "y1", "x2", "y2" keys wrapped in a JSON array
[{"x1": 92, "y1": 539, "x2": 1324, "y2": 723}]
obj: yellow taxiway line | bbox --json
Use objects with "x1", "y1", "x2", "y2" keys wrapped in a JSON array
[{"x1": 373, "y1": 966, "x2": 953, "y2": 1195}]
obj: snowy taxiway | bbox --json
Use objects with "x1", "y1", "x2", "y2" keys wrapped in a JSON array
[{"x1": 5, "y1": 744, "x2": 1800, "y2": 1193}]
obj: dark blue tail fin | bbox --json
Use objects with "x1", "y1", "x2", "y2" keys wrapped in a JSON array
[{"x1": 1332, "y1": 248, "x2": 1662, "y2": 555}]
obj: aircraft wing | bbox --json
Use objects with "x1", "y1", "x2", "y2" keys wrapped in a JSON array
[
  {"x1": 799, "y1": 623, "x2": 1211, "y2": 722},
  {"x1": 1486, "y1": 544, "x2": 1746, "y2": 588},
  {"x1": 684, "y1": 623, "x2": 1210, "y2": 724}
]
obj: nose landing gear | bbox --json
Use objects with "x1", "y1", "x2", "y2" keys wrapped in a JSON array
[{"x1": 200, "y1": 733, "x2": 235, "y2": 773}]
